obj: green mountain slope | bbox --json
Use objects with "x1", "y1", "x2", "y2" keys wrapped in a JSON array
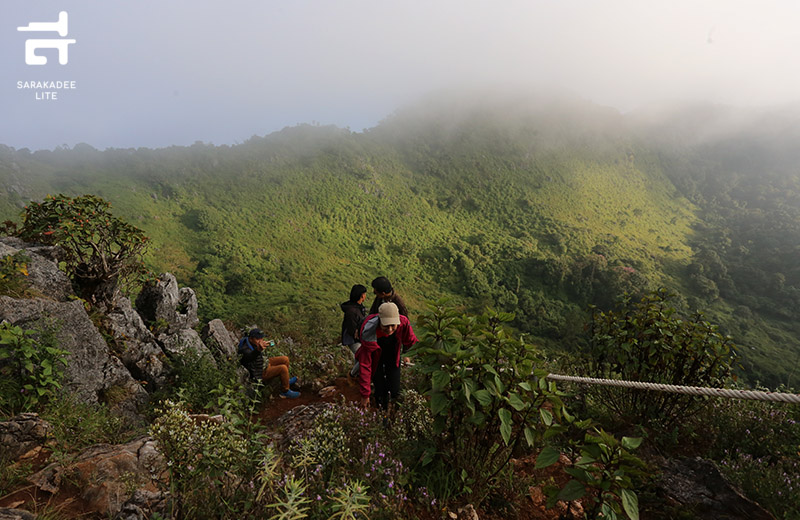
[{"x1": 2, "y1": 94, "x2": 799, "y2": 387}]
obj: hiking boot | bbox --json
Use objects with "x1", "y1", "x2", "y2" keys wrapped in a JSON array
[
  {"x1": 288, "y1": 376, "x2": 298, "y2": 386},
  {"x1": 280, "y1": 389, "x2": 300, "y2": 399}
]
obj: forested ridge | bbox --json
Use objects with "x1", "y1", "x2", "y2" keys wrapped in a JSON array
[{"x1": 2, "y1": 93, "x2": 799, "y2": 388}]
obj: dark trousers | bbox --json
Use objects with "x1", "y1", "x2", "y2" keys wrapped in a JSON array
[{"x1": 373, "y1": 338, "x2": 401, "y2": 410}]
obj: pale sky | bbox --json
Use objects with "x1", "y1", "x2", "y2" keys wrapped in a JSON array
[{"x1": 2, "y1": 0, "x2": 800, "y2": 151}]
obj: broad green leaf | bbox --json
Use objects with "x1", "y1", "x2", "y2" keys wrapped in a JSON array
[
  {"x1": 621, "y1": 489, "x2": 639, "y2": 520},
  {"x1": 524, "y1": 426, "x2": 535, "y2": 447},
  {"x1": 432, "y1": 370, "x2": 451, "y2": 390},
  {"x1": 556, "y1": 480, "x2": 586, "y2": 501},
  {"x1": 473, "y1": 389, "x2": 492, "y2": 407},
  {"x1": 468, "y1": 410, "x2": 486, "y2": 425},
  {"x1": 518, "y1": 381, "x2": 532, "y2": 391},
  {"x1": 539, "y1": 408, "x2": 553, "y2": 426},
  {"x1": 535, "y1": 446, "x2": 560, "y2": 469},
  {"x1": 499, "y1": 408, "x2": 512, "y2": 445},
  {"x1": 430, "y1": 392, "x2": 449, "y2": 415},
  {"x1": 482, "y1": 364, "x2": 499, "y2": 377},
  {"x1": 621, "y1": 436, "x2": 643, "y2": 451},
  {"x1": 564, "y1": 467, "x2": 591, "y2": 481},
  {"x1": 507, "y1": 392, "x2": 526, "y2": 411},
  {"x1": 463, "y1": 380, "x2": 474, "y2": 402}
]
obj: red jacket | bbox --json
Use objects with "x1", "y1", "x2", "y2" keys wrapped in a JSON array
[{"x1": 355, "y1": 313, "x2": 417, "y2": 398}]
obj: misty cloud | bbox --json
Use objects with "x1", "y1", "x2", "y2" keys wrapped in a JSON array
[{"x1": 3, "y1": 0, "x2": 800, "y2": 150}]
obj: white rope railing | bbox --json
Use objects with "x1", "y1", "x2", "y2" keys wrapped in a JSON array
[{"x1": 545, "y1": 373, "x2": 800, "y2": 404}]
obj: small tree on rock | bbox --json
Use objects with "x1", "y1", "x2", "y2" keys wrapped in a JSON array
[{"x1": 18, "y1": 194, "x2": 151, "y2": 310}]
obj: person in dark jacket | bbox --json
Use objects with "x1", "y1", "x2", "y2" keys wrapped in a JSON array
[
  {"x1": 368, "y1": 276, "x2": 408, "y2": 317},
  {"x1": 341, "y1": 284, "x2": 367, "y2": 378},
  {"x1": 356, "y1": 302, "x2": 417, "y2": 410},
  {"x1": 238, "y1": 328, "x2": 299, "y2": 398}
]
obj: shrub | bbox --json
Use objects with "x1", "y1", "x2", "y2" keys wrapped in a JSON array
[
  {"x1": 586, "y1": 289, "x2": 736, "y2": 428},
  {"x1": 41, "y1": 394, "x2": 136, "y2": 455},
  {"x1": 0, "y1": 252, "x2": 32, "y2": 298},
  {"x1": 0, "y1": 322, "x2": 69, "y2": 415},
  {"x1": 543, "y1": 428, "x2": 646, "y2": 520},
  {"x1": 693, "y1": 394, "x2": 800, "y2": 520},
  {"x1": 149, "y1": 399, "x2": 275, "y2": 519},
  {"x1": 411, "y1": 299, "x2": 566, "y2": 505},
  {"x1": 287, "y1": 402, "x2": 411, "y2": 519},
  {"x1": 17, "y1": 194, "x2": 151, "y2": 308},
  {"x1": 153, "y1": 347, "x2": 246, "y2": 416}
]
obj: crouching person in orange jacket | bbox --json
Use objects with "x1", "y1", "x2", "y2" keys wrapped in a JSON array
[{"x1": 355, "y1": 302, "x2": 417, "y2": 410}]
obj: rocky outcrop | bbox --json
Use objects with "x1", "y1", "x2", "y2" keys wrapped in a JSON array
[
  {"x1": 0, "y1": 237, "x2": 72, "y2": 301},
  {"x1": 113, "y1": 489, "x2": 169, "y2": 520},
  {"x1": 135, "y1": 273, "x2": 199, "y2": 333},
  {"x1": 157, "y1": 328, "x2": 213, "y2": 361},
  {"x1": 105, "y1": 297, "x2": 168, "y2": 389},
  {"x1": 0, "y1": 508, "x2": 36, "y2": 520},
  {"x1": 0, "y1": 413, "x2": 52, "y2": 462},
  {"x1": 655, "y1": 457, "x2": 775, "y2": 520},
  {"x1": 201, "y1": 318, "x2": 239, "y2": 360},
  {"x1": 0, "y1": 297, "x2": 148, "y2": 423},
  {"x1": 28, "y1": 437, "x2": 165, "y2": 518}
]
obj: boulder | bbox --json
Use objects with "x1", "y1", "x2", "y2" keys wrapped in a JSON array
[
  {"x1": 0, "y1": 297, "x2": 148, "y2": 423},
  {"x1": 655, "y1": 457, "x2": 774, "y2": 520},
  {"x1": 0, "y1": 509, "x2": 36, "y2": 520},
  {"x1": 105, "y1": 297, "x2": 168, "y2": 389},
  {"x1": 134, "y1": 273, "x2": 198, "y2": 333},
  {"x1": 157, "y1": 328, "x2": 213, "y2": 362},
  {"x1": 113, "y1": 489, "x2": 169, "y2": 520},
  {"x1": 0, "y1": 237, "x2": 72, "y2": 301},
  {"x1": 28, "y1": 437, "x2": 165, "y2": 518},
  {"x1": 201, "y1": 319, "x2": 239, "y2": 360},
  {"x1": 0, "y1": 413, "x2": 52, "y2": 462}
]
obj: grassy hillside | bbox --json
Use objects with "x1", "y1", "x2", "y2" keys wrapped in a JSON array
[{"x1": 2, "y1": 95, "x2": 799, "y2": 387}]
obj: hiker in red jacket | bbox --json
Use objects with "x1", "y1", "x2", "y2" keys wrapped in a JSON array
[{"x1": 355, "y1": 302, "x2": 417, "y2": 410}]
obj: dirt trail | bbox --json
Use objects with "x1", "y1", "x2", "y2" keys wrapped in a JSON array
[{"x1": 257, "y1": 376, "x2": 362, "y2": 422}]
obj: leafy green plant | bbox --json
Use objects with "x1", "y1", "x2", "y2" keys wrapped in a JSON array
[
  {"x1": 149, "y1": 398, "x2": 273, "y2": 519},
  {"x1": 41, "y1": 394, "x2": 135, "y2": 455},
  {"x1": 587, "y1": 289, "x2": 736, "y2": 428},
  {"x1": 151, "y1": 347, "x2": 246, "y2": 416},
  {"x1": 328, "y1": 480, "x2": 370, "y2": 520},
  {"x1": 286, "y1": 403, "x2": 410, "y2": 519},
  {"x1": 0, "y1": 322, "x2": 69, "y2": 414},
  {"x1": 543, "y1": 428, "x2": 645, "y2": 520},
  {"x1": 411, "y1": 299, "x2": 567, "y2": 505},
  {"x1": 719, "y1": 449, "x2": 800, "y2": 520},
  {"x1": 690, "y1": 394, "x2": 800, "y2": 520},
  {"x1": 0, "y1": 251, "x2": 32, "y2": 298},
  {"x1": 0, "y1": 457, "x2": 32, "y2": 495},
  {"x1": 17, "y1": 194, "x2": 151, "y2": 308},
  {"x1": 268, "y1": 477, "x2": 311, "y2": 520}
]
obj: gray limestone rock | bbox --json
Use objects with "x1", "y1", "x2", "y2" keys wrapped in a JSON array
[
  {"x1": 0, "y1": 296, "x2": 148, "y2": 423},
  {"x1": 0, "y1": 413, "x2": 52, "y2": 462},
  {"x1": 105, "y1": 296, "x2": 168, "y2": 388},
  {"x1": 113, "y1": 489, "x2": 169, "y2": 520},
  {"x1": 0, "y1": 508, "x2": 37, "y2": 520},
  {"x1": 201, "y1": 319, "x2": 239, "y2": 360},
  {"x1": 134, "y1": 273, "x2": 198, "y2": 333},
  {"x1": 157, "y1": 328, "x2": 213, "y2": 361},
  {"x1": 0, "y1": 237, "x2": 72, "y2": 301}
]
